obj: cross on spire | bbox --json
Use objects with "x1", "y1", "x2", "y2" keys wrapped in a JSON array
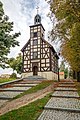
[{"x1": 36, "y1": 5, "x2": 39, "y2": 14}]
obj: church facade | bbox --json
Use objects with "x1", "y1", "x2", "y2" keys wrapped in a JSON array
[{"x1": 21, "y1": 14, "x2": 59, "y2": 80}]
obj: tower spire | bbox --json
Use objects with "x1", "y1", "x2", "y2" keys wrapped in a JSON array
[{"x1": 34, "y1": 2, "x2": 41, "y2": 24}]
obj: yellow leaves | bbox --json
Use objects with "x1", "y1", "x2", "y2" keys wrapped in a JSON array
[{"x1": 46, "y1": 0, "x2": 80, "y2": 72}]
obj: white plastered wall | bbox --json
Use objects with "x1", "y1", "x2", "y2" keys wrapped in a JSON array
[
  {"x1": 38, "y1": 72, "x2": 58, "y2": 81},
  {"x1": 22, "y1": 72, "x2": 33, "y2": 78},
  {"x1": 22, "y1": 71, "x2": 58, "y2": 81}
]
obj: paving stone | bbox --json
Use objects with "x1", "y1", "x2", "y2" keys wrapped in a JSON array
[
  {"x1": 45, "y1": 97, "x2": 80, "y2": 110},
  {"x1": 52, "y1": 91, "x2": 79, "y2": 97},
  {"x1": 38, "y1": 110, "x2": 80, "y2": 120}
]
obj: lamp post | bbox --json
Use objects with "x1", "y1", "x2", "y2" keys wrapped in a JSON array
[
  {"x1": 58, "y1": 52, "x2": 60, "y2": 82},
  {"x1": 58, "y1": 67, "x2": 60, "y2": 82}
]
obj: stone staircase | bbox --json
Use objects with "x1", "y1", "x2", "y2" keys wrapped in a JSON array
[
  {"x1": 23, "y1": 76, "x2": 47, "y2": 81},
  {"x1": 38, "y1": 80, "x2": 80, "y2": 120},
  {"x1": 0, "y1": 78, "x2": 40, "y2": 107}
]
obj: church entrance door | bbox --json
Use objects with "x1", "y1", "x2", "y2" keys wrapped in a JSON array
[
  {"x1": 33, "y1": 66, "x2": 38, "y2": 75},
  {"x1": 32, "y1": 62, "x2": 38, "y2": 76}
]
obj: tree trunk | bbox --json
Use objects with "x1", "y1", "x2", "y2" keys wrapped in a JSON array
[
  {"x1": 73, "y1": 70, "x2": 76, "y2": 79},
  {"x1": 77, "y1": 72, "x2": 80, "y2": 82}
]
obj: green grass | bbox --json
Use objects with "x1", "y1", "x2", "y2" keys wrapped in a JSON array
[
  {"x1": 76, "y1": 82, "x2": 80, "y2": 96},
  {"x1": 14, "y1": 80, "x2": 54, "y2": 99},
  {"x1": 0, "y1": 78, "x2": 16, "y2": 84},
  {"x1": 0, "y1": 93, "x2": 51, "y2": 120}
]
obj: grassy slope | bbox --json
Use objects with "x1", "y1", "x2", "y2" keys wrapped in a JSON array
[
  {"x1": 14, "y1": 80, "x2": 54, "y2": 99},
  {"x1": 0, "y1": 93, "x2": 51, "y2": 120},
  {"x1": 0, "y1": 78, "x2": 16, "y2": 84}
]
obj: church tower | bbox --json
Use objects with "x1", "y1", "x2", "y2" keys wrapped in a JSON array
[{"x1": 21, "y1": 9, "x2": 59, "y2": 80}]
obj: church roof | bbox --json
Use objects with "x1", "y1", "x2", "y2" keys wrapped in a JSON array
[
  {"x1": 29, "y1": 23, "x2": 45, "y2": 31},
  {"x1": 21, "y1": 39, "x2": 30, "y2": 52}
]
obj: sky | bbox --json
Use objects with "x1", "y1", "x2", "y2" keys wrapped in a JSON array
[{"x1": 0, "y1": 0, "x2": 57, "y2": 75}]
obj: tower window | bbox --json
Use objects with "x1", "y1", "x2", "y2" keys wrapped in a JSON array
[
  {"x1": 36, "y1": 19, "x2": 37, "y2": 23},
  {"x1": 38, "y1": 19, "x2": 40, "y2": 22},
  {"x1": 34, "y1": 32, "x2": 37, "y2": 37},
  {"x1": 33, "y1": 39, "x2": 38, "y2": 46},
  {"x1": 33, "y1": 52, "x2": 38, "y2": 59}
]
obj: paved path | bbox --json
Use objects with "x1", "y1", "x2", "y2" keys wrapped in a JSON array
[{"x1": 38, "y1": 80, "x2": 80, "y2": 120}]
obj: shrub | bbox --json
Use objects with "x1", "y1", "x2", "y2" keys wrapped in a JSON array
[{"x1": 10, "y1": 73, "x2": 17, "y2": 78}]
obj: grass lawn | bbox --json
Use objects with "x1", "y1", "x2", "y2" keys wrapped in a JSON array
[
  {"x1": 76, "y1": 82, "x2": 80, "y2": 96},
  {"x1": 0, "y1": 93, "x2": 51, "y2": 120},
  {"x1": 14, "y1": 80, "x2": 54, "y2": 99},
  {"x1": 0, "y1": 78, "x2": 16, "y2": 84}
]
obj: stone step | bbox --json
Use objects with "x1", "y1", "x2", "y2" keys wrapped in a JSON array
[
  {"x1": 11, "y1": 85, "x2": 36, "y2": 87},
  {"x1": 37, "y1": 109, "x2": 80, "y2": 120},
  {"x1": 59, "y1": 82, "x2": 75, "y2": 84},
  {"x1": 0, "y1": 89, "x2": 26, "y2": 92},
  {"x1": 0, "y1": 96, "x2": 12, "y2": 100},
  {"x1": 0, "y1": 78, "x2": 23, "y2": 87},
  {"x1": 1, "y1": 87, "x2": 31, "y2": 91},
  {"x1": 14, "y1": 82, "x2": 39, "y2": 84},
  {"x1": 54, "y1": 89, "x2": 78, "y2": 92},
  {"x1": 51, "y1": 95, "x2": 80, "y2": 99},
  {"x1": 52, "y1": 91, "x2": 79, "y2": 97},
  {"x1": 44, "y1": 106, "x2": 80, "y2": 112},
  {"x1": 55, "y1": 87, "x2": 77, "y2": 91},
  {"x1": 23, "y1": 75, "x2": 47, "y2": 80},
  {"x1": 58, "y1": 85, "x2": 76, "y2": 87},
  {"x1": 13, "y1": 83, "x2": 37, "y2": 86},
  {"x1": 22, "y1": 81, "x2": 41, "y2": 84},
  {"x1": 44, "y1": 106, "x2": 80, "y2": 113},
  {"x1": 0, "y1": 91, "x2": 24, "y2": 99},
  {"x1": 44, "y1": 97, "x2": 80, "y2": 110}
]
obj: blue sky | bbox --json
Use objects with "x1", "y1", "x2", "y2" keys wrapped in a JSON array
[{"x1": 0, "y1": 0, "x2": 53, "y2": 75}]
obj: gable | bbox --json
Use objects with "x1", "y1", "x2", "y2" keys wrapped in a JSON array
[{"x1": 21, "y1": 39, "x2": 30, "y2": 52}]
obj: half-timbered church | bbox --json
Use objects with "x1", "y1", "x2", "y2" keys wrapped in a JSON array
[{"x1": 21, "y1": 12, "x2": 59, "y2": 80}]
